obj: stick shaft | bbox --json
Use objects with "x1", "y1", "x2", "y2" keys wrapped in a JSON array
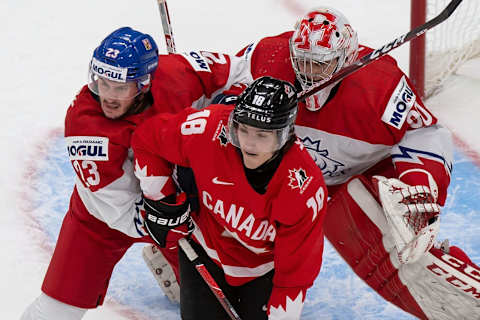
[
  {"x1": 156, "y1": 0, "x2": 176, "y2": 53},
  {"x1": 178, "y1": 238, "x2": 243, "y2": 320}
]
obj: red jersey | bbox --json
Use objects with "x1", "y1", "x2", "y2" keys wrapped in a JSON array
[
  {"x1": 234, "y1": 32, "x2": 452, "y2": 205},
  {"x1": 151, "y1": 51, "x2": 251, "y2": 112},
  {"x1": 64, "y1": 51, "x2": 250, "y2": 237},
  {"x1": 132, "y1": 105, "x2": 327, "y2": 319},
  {"x1": 217, "y1": 32, "x2": 475, "y2": 320},
  {"x1": 43, "y1": 50, "x2": 251, "y2": 310}
]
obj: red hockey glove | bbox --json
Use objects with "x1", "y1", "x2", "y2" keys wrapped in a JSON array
[{"x1": 143, "y1": 192, "x2": 194, "y2": 247}]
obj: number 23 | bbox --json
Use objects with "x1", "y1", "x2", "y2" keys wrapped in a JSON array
[{"x1": 72, "y1": 160, "x2": 100, "y2": 187}]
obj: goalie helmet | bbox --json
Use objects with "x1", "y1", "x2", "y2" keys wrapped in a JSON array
[
  {"x1": 88, "y1": 27, "x2": 159, "y2": 100},
  {"x1": 228, "y1": 76, "x2": 298, "y2": 152},
  {"x1": 289, "y1": 7, "x2": 359, "y2": 90}
]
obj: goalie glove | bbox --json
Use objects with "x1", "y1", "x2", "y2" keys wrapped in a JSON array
[
  {"x1": 374, "y1": 176, "x2": 440, "y2": 264},
  {"x1": 143, "y1": 192, "x2": 194, "y2": 248}
]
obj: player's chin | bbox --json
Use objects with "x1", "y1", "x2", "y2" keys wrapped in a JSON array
[
  {"x1": 101, "y1": 105, "x2": 125, "y2": 119},
  {"x1": 242, "y1": 151, "x2": 265, "y2": 169},
  {"x1": 102, "y1": 110, "x2": 122, "y2": 119}
]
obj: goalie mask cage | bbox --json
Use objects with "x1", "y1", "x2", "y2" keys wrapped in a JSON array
[{"x1": 409, "y1": 0, "x2": 480, "y2": 99}]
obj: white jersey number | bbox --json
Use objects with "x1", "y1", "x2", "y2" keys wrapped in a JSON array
[
  {"x1": 306, "y1": 186, "x2": 325, "y2": 221},
  {"x1": 181, "y1": 110, "x2": 211, "y2": 135},
  {"x1": 73, "y1": 160, "x2": 100, "y2": 187}
]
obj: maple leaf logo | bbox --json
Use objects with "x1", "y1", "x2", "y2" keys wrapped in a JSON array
[
  {"x1": 288, "y1": 168, "x2": 312, "y2": 194},
  {"x1": 300, "y1": 136, "x2": 345, "y2": 177},
  {"x1": 212, "y1": 121, "x2": 229, "y2": 146},
  {"x1": 135, "y1": 159, "x2": 148, "y2": 177},
  {"x1": 218, "y1": 125, "x2": 228, "y2": 146},
  {"x1": 268, "y1": 291, "x2": 304, "y2": 319}
]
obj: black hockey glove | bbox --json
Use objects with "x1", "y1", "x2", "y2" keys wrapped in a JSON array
[
  {"x1": 176, "y1": 166, "x2": 200, "y2": 212},
  {"x1": 211, "y1": 93, "x2": 238, "y2": 105},
  {"x1": 143, "y1": 192, "x2": 194, "y2": 248}
]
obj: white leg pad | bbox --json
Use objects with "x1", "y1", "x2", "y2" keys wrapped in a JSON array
[
  {"x1": 142, "y1": 244, "x2": 180, "y2": 303},
  {"x1": 20, "y1": 293, "x2": 87, "y2": 320},
  {"x1": 327, "y1": 175, "x2": 480, "y2": 320}
]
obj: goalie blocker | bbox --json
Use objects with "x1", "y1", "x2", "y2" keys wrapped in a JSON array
[{"x1": 325, "y1": 175, "x2": 480, "y2": 320}]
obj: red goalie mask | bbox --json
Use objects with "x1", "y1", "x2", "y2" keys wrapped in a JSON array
[{"x1": 289, "y1": 7, "x2": 359, "y2": 90}]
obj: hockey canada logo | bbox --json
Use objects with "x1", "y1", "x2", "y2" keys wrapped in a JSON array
[
  {"x1": 288, "y1": 168, "x2": 312, "y2": 194},
  {"x1": 212, "y1": 121, "x2": 228, "y2": 146},
  {"x1": 300, "y1": 136, "x2": 345, "y2": 178}
]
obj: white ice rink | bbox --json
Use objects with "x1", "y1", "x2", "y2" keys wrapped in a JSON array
[{"x1": 1, "y1": 0, "x2": 479, "y2": 319}]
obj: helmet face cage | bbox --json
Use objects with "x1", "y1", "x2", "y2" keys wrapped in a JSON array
[
  {"x1": 227, "y1": 76, "x2": 298, "y2": 152},
  {"x1": 289, "y1": 7, "x2": 359, "y2": 90},
  {"x1": 88, "y1": 27, "x2": 159, "y2": 100}
]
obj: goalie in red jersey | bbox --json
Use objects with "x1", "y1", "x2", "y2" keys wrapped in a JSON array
[
  {"x1": 132, "y1": 76, "x2": 328, "y2": 320},
  {"x1": 229, "y1": 6, "x2": 480, "y2": 320},
  {"x1": 203, "y1": 6, "x2": 479, "y2": 319}
]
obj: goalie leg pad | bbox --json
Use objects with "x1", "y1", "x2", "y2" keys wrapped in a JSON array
[
  {"x1": 21, "y1": 293, "x2": 87, "y2": 320},
  {"x1": 142, "y1": 244, "x2": 180, "y2": 304},
  {"x1": 325, "y1": 175, "x2": 480, "y2": 320},
  {"x1": 399, "y1": 246, "x2": 480, "y2": 320},
  {"x1": 324, "y1": 175, "x2": 428, "y2": 319}
]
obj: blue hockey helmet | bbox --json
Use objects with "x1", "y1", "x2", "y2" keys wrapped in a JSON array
[{"x1": 88, "y1": 27, "x2": 159, "y2": 100}]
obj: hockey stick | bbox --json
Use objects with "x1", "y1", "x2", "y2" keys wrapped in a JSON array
[
  {"x1": 178, "y1": 238, "x2": 243, "y2": 320},
  {"x1": 156, "y1": 0, "x2": 176, "y2": 54},
  {"x1": 297, "y1": 0, "x2": 463, "y2": 101},
  {"x1": 155, "y1": 2, "x2": 243, "y2": 318}
]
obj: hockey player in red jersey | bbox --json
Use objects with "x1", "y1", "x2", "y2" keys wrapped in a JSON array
[
  {"x1": 21, "y1": 27, "x2": 255, "y2": 319},
  {"x1": 217, "y1": 6, "x2": 479, "y2": 319},
  {"x1": 132, "y1": 76, "x2": 327, "y2": 320}
]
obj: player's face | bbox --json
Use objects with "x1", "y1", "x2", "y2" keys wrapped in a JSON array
[
  {"x1": 97, "y1": 78, "x2": 139, "y2": 119},
  {"x1": 296, "y1": 57, "x2": 339, "y2": 83},
  {"x1": 237, "y1": 124, "x2": 277, "y2": 169}
]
